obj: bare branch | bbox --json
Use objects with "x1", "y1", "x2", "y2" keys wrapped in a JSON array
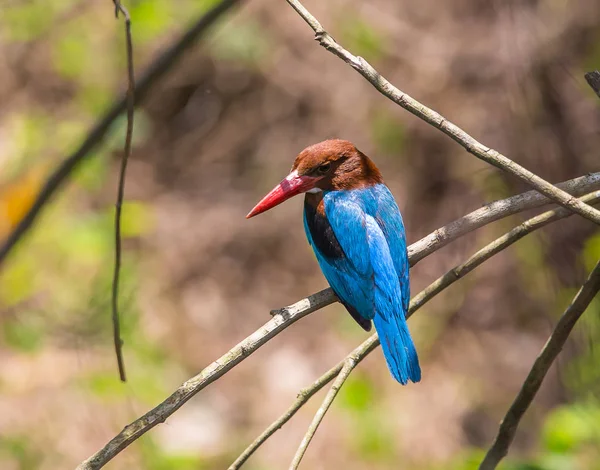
[
  {"x1": 412, "y1": 190, "x2": 600, "y2": 309},
  {"x1": 409, "y1": 172, "x2": 600, "y2": 264},
  {"x1": 78, "y1": 187, "x2": 600, "y2": 469},
  {"x1": 479, "y1": 259, "x2": 600, "y2": 470},
  {"x1": 110, "y1": 0, "x2": 135, "y2": 383},
  {"x1": 230, "y1": 190, "x2": 600, "y2": 468},
  {"x1": 585, "y1": 70, "x2": 600, "y2": 99},
  {"x1": 283, "y1": 0, "x2": 600, "y2": 226},
  {"x1": 0, "y1": 0, "x2": 245, "y2": 267}
]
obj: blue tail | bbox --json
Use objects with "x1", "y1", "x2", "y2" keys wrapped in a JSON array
[{"x1": 373, "y1": 313, "x2": 421, "y2": 385}]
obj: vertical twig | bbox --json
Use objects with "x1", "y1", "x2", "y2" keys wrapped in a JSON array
[
  {"x1": 111, "y1": 0, "x2": 135, "y2": 382},
  {"x1": 479, "y1": 260, "x2": 600, "y2": 470}
]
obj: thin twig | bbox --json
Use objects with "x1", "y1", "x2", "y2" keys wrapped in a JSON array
[
  {"x1": 584, "y1": 70, "x2": 600, "y2": 99},
  {"x1": 289, "y1": 356, "x2": 360, "y2": 470},
  {"x1": 411, "y1": 191, "x2": 600, "y2": 309},
  {"x1": 283, "y1": 0, "x2": 600, "y2": 226},
  {"x1": 409, "y1": 172, "x2": 600, "y2": 264},
  {"x1": 229, "y1": 190, "x2": 600, "y2": 469},
  {"x1": 228, "y1": 356, "x2": 350, "y2": 469},
  {"x1": 479, "y1": 259, "x2": 600, "y2": 470},
  {"x1": 110, "y1": 0, "x2": 135, "y2": 383},
  {"x1": 0, "y1": 0, "x2": 244, "y2": 266}
]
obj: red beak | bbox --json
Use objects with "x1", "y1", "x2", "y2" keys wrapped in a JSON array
[{"x1": 246, "y1": 171, "x2": 318, "y2": 218}]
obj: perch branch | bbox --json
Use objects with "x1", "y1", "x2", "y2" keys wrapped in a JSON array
[
  {"x1": 230, "y1": 189, "x2": 600, "y2": 469},
  {"x1": 283, "y1": 0, "x2": 600, "y2": 226},
  {"x1": 111, "y1": 0, "x2": 135, "y2": 382},
  {"x1": 479, "y1": 259, "x2": 600, "y2": 470},
  {"x1": 78, "y1": 188, "x2": 600, "y2": 469},
  {"x1": 584, "y1": 70, "x2": 600, "y2": 99},
  {"x1": 0, "y1": 0, "x2": 244, "y2": 266}
]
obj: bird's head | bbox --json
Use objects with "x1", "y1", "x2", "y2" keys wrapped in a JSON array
[{"x1": 246, "y1": 139, "x2": 382, "y2": 218}]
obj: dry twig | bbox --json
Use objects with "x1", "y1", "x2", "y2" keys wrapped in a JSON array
[
  {"x1": 584, "y1": 70, "x2": 600, "y2": 99},
  {"x1": 479, "y1": 259, "x2": 600, "y2": 470},
  {"x1": 110, "y1": 0, "x2": 135, "y2": 382},
  {"x1": 282, "y1": 0, "x2": 600, "y2": 226},
  {"x1": 409, "y1": 172, "x2": 600, "y2": 264}
]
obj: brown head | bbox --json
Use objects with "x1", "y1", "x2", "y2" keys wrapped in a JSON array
[{"x1": 246, "y1": 139, "x2": 383, "y2": 218}]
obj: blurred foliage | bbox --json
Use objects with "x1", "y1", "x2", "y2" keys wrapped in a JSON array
[
  {"x1": 338, "y1": 14, "x2": 386, "y2": 62},
  {"x1": 1, "y1": 0, "x2": 600, "y2": 469}
]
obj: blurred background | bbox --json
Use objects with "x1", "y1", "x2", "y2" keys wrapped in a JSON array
[{"x1": 1, "y1": 0, "x2": 600, "y2": 469}]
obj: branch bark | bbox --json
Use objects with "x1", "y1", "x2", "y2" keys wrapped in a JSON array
[
  {"x1": 283, "y1": 0, "x2": 600, "y2": 226},
  {"x1": 479, "y1": 259, "x2": 600, "y2": 470},
  {"x1": 585, "y1": 70, "x2": 600, "y2": 99},
  {"x1": 229, "y1": 189, "x2": 600, "y2": 469},
  {"x1": 0, "y1": 0, "x2": 244, "y2": 266}
]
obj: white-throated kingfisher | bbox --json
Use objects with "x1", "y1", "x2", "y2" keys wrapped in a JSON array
[{"x1": 247, "y1": 140, "x2": 421, "y2": 384}]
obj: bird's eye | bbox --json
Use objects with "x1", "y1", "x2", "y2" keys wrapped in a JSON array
[{"x1": 317, "y1": 162, "x2": 331, "y2": 174}]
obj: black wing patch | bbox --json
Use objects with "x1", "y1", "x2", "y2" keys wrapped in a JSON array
[
  {"x1": 339, "y1": 295, "x2": 372, "y2": 331},
  {"x1": 304, "y1": 200, "x2": 345, "y2": 260}
]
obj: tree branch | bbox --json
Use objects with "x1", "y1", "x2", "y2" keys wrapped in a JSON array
[
  {"x1": 111, "y1": 0, "x2": 135, "y2": 383},
  {"x1": 0, "y1": 0, "x2": 244, "y2": 266},
  {"x1": 282, "y1": 0, "x2": 600, "y2": 226},
  {"x1": 584, "y1": 70, "x2": 600, "y2": 99},
  {"x1": 409, "y1": 172, "x2": 600, "y2": 264},
  {"x1": 479, "y1": 259, "x2": 600, "y2": 470},
  {"x1": 229, "y1": 189, "x2": 600, "y2": 469},
  {"x1": 78, "y1": 187, "x2": 600, "y2": 469}
]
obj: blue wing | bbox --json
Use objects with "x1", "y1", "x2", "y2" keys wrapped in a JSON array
[{"x1": 304, "y1": 184, "x2": 420, "y2": 384}]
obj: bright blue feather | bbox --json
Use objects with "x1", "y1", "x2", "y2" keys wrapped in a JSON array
[{"x1": 303, "y1": 184, "x2": 421, "y2": 384}]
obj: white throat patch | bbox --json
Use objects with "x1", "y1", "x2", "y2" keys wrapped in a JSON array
[{"x1": 306, "y1": 187, "x2": 323, "y2": 194}]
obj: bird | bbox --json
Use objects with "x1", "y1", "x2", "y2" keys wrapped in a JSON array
[{"x1": 246, "y1": 139, "x2": 420, "y2": 384}]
